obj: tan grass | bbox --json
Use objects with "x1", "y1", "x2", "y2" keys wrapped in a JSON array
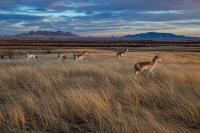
[{"x1": 0, "y1": 51, "x2": 199, "y2": 132}]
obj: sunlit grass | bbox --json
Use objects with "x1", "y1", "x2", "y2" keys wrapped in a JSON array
[{"x1": 0, "y1": 52, "x2": 200, "y2": 132}]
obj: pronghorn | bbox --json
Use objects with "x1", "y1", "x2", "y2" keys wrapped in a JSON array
[
  {"x1": 116, "y1": 48, "x2": 128, "y2": 58},
  {"x1": 135, "y1": 54, "x2": 162, "y2": 76},
  {"x1": 9, "y1": 55, "x2": 13, "y2": 59},
  {"x1": 27, "y1": 54, "x2": 38, "y2": 60},
  {"x1": 74, "y1": 50, "x2": 88, "y2": 63},
  {"x1": 59, "y1": 54, "x2": 67, "y2": 62}
]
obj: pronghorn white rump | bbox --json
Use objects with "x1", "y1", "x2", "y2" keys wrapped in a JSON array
[
  {"x1": 135, "y1": 55, "x2": 162, "y2": 76},
  {"x1": 27, "y1": 54, "x2": 38, "y2": 60}
]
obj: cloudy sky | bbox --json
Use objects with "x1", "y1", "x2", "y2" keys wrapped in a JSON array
[{"x1": 0, "y1": 0, "x2": 200, "y2": 36}]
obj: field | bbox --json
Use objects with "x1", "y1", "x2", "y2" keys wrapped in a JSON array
[{"x1": 0, "y1": 49, "x2": 200, "y2": 133}]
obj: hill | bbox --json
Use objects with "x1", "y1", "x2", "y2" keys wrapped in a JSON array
[
  {"x1": 123, "y1": 32, "x2": 191, "y2": 39},
  {"x1": 18, "y1": 30, "x2": 78, "y2": 37}
]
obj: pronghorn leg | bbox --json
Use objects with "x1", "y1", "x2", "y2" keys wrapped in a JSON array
[
  {"x1": 151, "y1": 70, "x2": 155, "y2": 77},
  {"x1": 147, "y1": 70, "x2": 151, "y2": 77},
  {"x1": 136, "y1": 70, "x2": 141, "y2": 76},
  {"x1": 136, "y1": 71, "x2": 139, "y2": 76},
  {"x1": 60, "y1": 58, "x2": 63, "y2": 62},
  {"x1": 63, "y1": 57, "x2": 66, "y2": 62}
]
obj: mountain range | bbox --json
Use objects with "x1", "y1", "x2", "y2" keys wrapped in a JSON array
[
  {"x1": 18, "y1": 31, "x2": 193, "y2": 39},
  {"x1": 123, "y1": 32, "x2": 191, "y2": 39},
  {"x1": 19, "y1": 30, "x2": 78, "y2": 37}
]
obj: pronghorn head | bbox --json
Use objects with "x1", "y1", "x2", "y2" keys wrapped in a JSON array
[
  {"x1": 26, "y1": 53, "x2": 30, "y2": 58},
  {"x1": 153, "y1": 54, "x2": 162, "y2": 62},
  {"x1": 9, "y1": 55, "x2": 13, "y2": 59}
]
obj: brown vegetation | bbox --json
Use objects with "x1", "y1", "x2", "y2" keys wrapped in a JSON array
[
  {"x1": 0, "y1": 37, "x2": 200, "y2": 51},
  {"x1": 0, "y1": 51, "x2": 199, "y2": 132}
]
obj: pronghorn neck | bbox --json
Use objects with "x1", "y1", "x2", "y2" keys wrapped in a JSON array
[
  {"x1": 152, "y1": 59, "x2": 158, "y2": 65},
  {"x1": 151, "y1": 57, "x2": 159, "y2": 68},
  {"x1": 122, "y1": 49, "x2": 127, "y2": 53}
]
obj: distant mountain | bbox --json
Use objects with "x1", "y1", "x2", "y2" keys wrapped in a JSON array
[
  {"x1": 123, "y1": 32, "x2": 191, "y2": 39},
  {"x1": 18, "y1": 30, "x2": 78, "y2": 37}
]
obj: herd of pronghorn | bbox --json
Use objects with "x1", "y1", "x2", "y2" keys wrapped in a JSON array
[{"x1": 2, "y1": 49, "x2": 162, "y2": 76}]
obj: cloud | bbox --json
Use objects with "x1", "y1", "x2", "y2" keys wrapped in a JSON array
[
  {"x1": 0, "y1": 13, "x2": 44, "y2": 20},
  {"x1": 0, "y1": 0, "x2": 200, "y2": 36},
  {"x1": 0, "y1": 0, "x2": 199, "y2": 11}
]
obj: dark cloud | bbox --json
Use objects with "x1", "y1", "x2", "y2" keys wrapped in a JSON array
[
  {"x1": 0, "y1": 0, "x2": 200, "y2": 11},
  {"x1": 0, "y1": 14, "x2": 44, "y2": 20}
]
